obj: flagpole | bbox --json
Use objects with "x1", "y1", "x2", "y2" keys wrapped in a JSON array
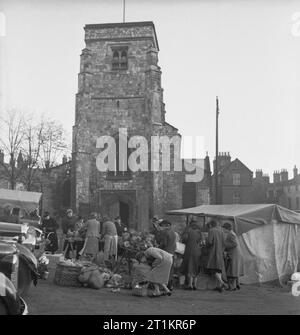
[
  {"x1": 215, "y1": 96, "x2": 219, "y2": 204},
  {"x1": 123, "y1": 0, "x2": 126, "y2": 23}
]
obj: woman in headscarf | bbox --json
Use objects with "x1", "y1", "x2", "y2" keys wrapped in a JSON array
[
  {"x1": 223, "y1": 221, "x2": 244, "y2": 291},
  {"x1": 136, "y1": 247, "x2": 173, "y2": 297},
  {"x1": 180, "y1": 218, "x2": 202, "y2": 290}
]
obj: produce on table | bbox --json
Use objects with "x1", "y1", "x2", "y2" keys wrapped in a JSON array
[{"x1": 118, "y1": 230, "x2": 158, "y2": 253}]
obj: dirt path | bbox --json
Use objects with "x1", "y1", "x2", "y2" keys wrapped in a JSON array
[{"x1": 25, "y1": 280, "x2": 300, "y2": 315}]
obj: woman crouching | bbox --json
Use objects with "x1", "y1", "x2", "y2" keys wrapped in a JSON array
[{"x1": 136, "y1": 247, "x2": 173, "y2": 297}]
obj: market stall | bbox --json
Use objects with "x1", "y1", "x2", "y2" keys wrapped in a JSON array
[{"x1": 167, "y1": 203, "x2": 300, "y2": 285}]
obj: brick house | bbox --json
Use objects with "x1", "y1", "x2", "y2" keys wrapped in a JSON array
[{"x1": 211, "y1": 153, "x2": 253, "y2": 204}]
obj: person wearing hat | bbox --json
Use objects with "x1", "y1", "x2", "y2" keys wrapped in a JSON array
[
  {"x1": 180, "y1": 218, "x2": 202, "y2": 290},
  {"x1": 61, "y1": 209, "x2": 77, "y2": 258},
  {"x1": 41, "y1": 211, "x2": 59, "y2": 254},
  {"x1": 206, "y1": 219, "x2": 227, "y2": 292},
  {"x1": 223, "y1": 221, "x2": 243, "y2": 291},
  {"x1": 157, "y1": 220, "x2": 177, "y2": 290}
]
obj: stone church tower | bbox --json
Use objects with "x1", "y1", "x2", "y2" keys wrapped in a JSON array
[{"x1": 72, "y1": 21, "x2": 183, "y2": 230}]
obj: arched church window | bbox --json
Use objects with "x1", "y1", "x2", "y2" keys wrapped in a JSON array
[
  {"x1": 120, "y1": 50, "x2": 127, "y2": 69},
  {"x1": 112, "y1": 50, "x2": 120, "y2": 70},
  {"x1": 111, "y1": 47, "x2": 128, "y2": 70}
]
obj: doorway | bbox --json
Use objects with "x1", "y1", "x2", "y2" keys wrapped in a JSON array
[
  {"x1": 119, "y1": 201, "x2": 130, "y2": 226},
  {"x1": 101, "y1": 190, "x2": 136, "y2": 229}
]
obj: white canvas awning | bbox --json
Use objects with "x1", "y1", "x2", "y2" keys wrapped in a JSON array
[
  {"x1": 167, "y1": 204, "x2": 300, "y2": 235},
  {"x1": 0, "y1": 188, "x2": 42, "y2": 211}
]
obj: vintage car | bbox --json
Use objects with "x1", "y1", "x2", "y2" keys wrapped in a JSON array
[
  {"x1": 0, "y1": 188, "x2": 44, "y2": 252},
  {"x1": 0, "y1": 242, "x2": 29, "y2": 315},
  {"x1": 0, "y1": 222, "x2": 39, "y2": 296}
]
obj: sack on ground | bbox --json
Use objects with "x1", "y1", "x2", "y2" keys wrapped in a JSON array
[
  {"x1": 78, "y1": 265, "x2": 98, "y2": 284},
  {"x1": 89, "y1": 269, "x2": 105, "y2": 289}
]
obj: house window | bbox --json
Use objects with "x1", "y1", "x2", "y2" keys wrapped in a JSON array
[
  {"x1": 296, "y1": 197, "x2": 300, "y2": 209},
  {"x1": 288, "y1": 198, "x2": 292, "y2": 209},
  {"x1": 112, "y1": 47, "x2": 128, "y2": 70},
  {"x1": 232, "y1": 173, "x2": 241, "y2": 186},
  {"x1": 233, "y1": 192, "x2": 241, "y2": 204}
]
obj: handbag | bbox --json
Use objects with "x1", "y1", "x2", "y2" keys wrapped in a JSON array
[{"x1": 175, "y1": 242, "x2": 185, "y2": 255}]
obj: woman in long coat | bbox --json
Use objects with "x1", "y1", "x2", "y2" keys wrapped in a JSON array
[
  {"x1": 206, "y1": 220, "x2": 227, "y2": 292},
  {"x1": 180, "y1": 222, "x2": 202, "y2": 290},
  {"x1": 137, "y1": 247, "x2": 173, "y2": 297},
  {"x1": 223, "y1": 222, "x2": 244, "y2": 290},
  {"x1": 80, "y1": 213, "x2": 100, "y2": 259}
]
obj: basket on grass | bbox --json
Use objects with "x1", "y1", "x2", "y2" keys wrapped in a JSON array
[
  {"x1": 132, "y1": 283, "x2": 148, "y2": 297},
  {"x1": 54, "y1": 263, "x2": 82, "y2": 287}
]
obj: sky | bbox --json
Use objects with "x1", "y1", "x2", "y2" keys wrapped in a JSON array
[{"x1": 0, "y1": 0, "x2": 299, "y2": 180}]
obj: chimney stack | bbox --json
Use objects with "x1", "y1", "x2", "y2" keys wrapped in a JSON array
[
  {"x1": 255, "y1": 169, "x2": 263, "y2": 179},
  {"x1": 273, "y1": 171, "x2": 280, "y2": 184},
  {"x1": 293, "y1": 165, "x2": 298, "y2": 179},
  {"x1": 280, "y1": 169, "x2": 288, "y2": 182},
  {"x1": 262, "y1": 174, "x2": 270, "y2": 184},
  {"x1": 214, "y1": 152, "x2": 231, "y2": 172}
]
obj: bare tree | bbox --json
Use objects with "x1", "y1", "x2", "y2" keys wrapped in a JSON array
[
  {"x1": 0, "y1": 109, "x2": 25, "y2": 189},
  {"x1": 0, "y1": 110, "x2": 70, "y2": 191},
  {"x1": 40, "y1": 119, "x2": 68, "y2": 170},
  {"x1": 21, "y1": 116, "x2": 45, "y2": 190}
]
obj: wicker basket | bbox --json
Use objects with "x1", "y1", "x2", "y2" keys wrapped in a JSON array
[
  {"x1": 54, "y1": 263, "x2": 82, "y2": 287},
  {"x1": 132, "y1": 284, "x2": 148, "y2": 297}
]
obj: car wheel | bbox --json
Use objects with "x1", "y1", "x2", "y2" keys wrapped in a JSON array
[
  {"x1": 18, "y1": 259, "x2": 32, "y2": 297},
  {"x1": 0, "y1": 299, "x2": 8, "y2": 315}
]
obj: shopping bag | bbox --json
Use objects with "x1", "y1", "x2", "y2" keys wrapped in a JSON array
[{"x1": 175, "y1": 242, "x2": 185, "y2": 255}]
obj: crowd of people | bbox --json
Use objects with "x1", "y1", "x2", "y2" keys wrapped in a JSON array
[
  {"x1": 39, "y1": 209, "x2": 244, "y2": 297},
  {"x1": 40, "y1": 210, "x2": 125, "y2": 265}
]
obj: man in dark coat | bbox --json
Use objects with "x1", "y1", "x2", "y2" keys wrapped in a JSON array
[
  {"x1": 206, "y1": 220, "x2": 227, "y2": 292},
  {"x1": 157, "y1": 220, "x2": 177, "y2": 291},
  {"x1": 114, "y1": 216, "x2": 127, "y2": 237},
  {"x1": 223, "y1": 221, "x2": 244, "y2": 291}
]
